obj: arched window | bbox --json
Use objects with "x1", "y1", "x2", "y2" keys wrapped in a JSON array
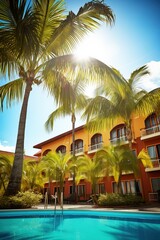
[
  {"x1": 145, "y1": 113, "x2": 160, "y2": 128},
  {"x1": 110, "y1": 124, "x2": 126, "y2": 143},
  {"x1": 56, "y1": 145, "x2": 66, "y2": 154},
  {"x1": 71, "y1": 139, "x2": 83, "y2": 154},
  {"x1": 89, "y1": 133, "x2": 103, "y2": 151},
  {"x1": 42, "y1": 149, "x2": 51, "y2": 156}
]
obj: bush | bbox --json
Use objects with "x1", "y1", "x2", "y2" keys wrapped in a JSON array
[
  {"x1": 98, "y1": 193, "x2": 144, "y2": 207},
  {"x1": 0, "y1": 191, "x2": 43, "y2": 209}
]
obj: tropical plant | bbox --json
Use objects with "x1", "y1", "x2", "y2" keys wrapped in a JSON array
[
  {"x1": 77, "y1": 154, "x2": 106, "y2": 203},
  {"x1": 96, "y1": 145, "x2": 153, "y2": 193},
  {"x1": 83, "y1": 66, "x2": 160, "y2": 148},
  {"x1": 22, "y1": 160, "x2": 45, "y2": 192},
  {"x1": 0, "y1": 0, "x2": 118, "y2": 195},
  {"x1": 0, "y1": 156, "x2": 12, "y2": 194},
  {"x1": 42, "y1": 151, "x2": 73, "y2": 207},
  {"x1": 45, "y1": 73, "x2": 88, "y2": 202}
]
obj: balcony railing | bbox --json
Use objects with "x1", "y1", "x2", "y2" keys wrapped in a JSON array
[
  {"x1": 110, "y1": 135, "x2": 128, "y2": 145},
  {"x1": 88, "y1": 142, "x2": 103, "y2": 153},
  {"x1": 71, "y1": 147, "x2": 84, "y2": 156},
  {"x1": 145, "y1": 158, "x2": 160, "y2": 171},
  {"x1": 141, "y1": 125, "x2": 160, "y2": 139}
]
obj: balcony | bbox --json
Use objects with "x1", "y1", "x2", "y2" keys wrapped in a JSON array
[
  {"x1": 145, "y1": 158, "x2": 160, "y2": 172},
  {"x1": 71, "y1": 147, "x2": 84, "y2": 156},
  {"x1": 110, "y1": 135, "x2": 128, "y2": 145},
  {"x1": 140, "y1": 125, "x2": 160, "y2": 140},
  {"x1": 88, "y1": 142, "x2": 103, "y2": 154}
]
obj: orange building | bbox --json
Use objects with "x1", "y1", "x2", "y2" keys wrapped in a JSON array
[{"x1": 34, "y1": 112, "x2": 160, "y2": 203}]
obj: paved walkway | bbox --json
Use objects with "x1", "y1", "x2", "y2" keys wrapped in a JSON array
[{"x1": 37, "y1": 203, "x2": 160, "y2": 213}]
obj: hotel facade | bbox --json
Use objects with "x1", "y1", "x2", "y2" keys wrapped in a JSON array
[{"x1": 34, "y1": 112, "x2": 160, "y2": 203}]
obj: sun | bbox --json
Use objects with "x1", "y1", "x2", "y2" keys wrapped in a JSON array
[{"x1": 73, "y1": 32, "x2": 105, "y2": 61}]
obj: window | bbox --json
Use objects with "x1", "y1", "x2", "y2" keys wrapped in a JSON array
[
  {"x1": 71, "y1": 139, "x2": 83, "y2": 151},
  {"x1": 91, "y1": 134, "x2": 102, "y2": 145},
  {"x1": 42, "y1": 149, "x2": 51, "y2": 156},
  {"x1": 151, "y1": 178, "x2": 160, "y2": 192},
  {"x1": 77, "y1": 185, "x2": 85, "y2": 196},
  {"x1": 56, "y1": 145, "x2": 66, "y2": 154},
  {"x1": 98, "y1": 183, "x2": 105, "y2": 194},
  {"x1": 70, "y1": 185, "x2": 73, "y2": 194},
  {"x1": 145, "y1": 113, "x2": 160, "y2": 128},
  {"x1": 145, "y1": 113, "x2": 160, "y2": 134},
  {"x1": 112, "y1": 180, "x2": 141, "y2": 194},
  {"x1": 147, "y1": 145, "x2": 160, "y2": 167},
  {"x1": 110, "y1": 125, "x2": 126, "y2": 142}
]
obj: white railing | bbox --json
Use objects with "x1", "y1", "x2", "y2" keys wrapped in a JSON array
[
  {"x1": 88, "y1": 142, "x2": 103, "y2": 152},
  {"x1": 141, "y1": 125, "x2": 160, "y2": 137},
  {"x1": 71, "y1": 147, "x2": 84, "y2": 155},
  {"x1": 151, "y1": 159, "x2": 160, "y2": 168},
  {"x1": 110, "y1": 135, "x2": 128, "y2": 144},
  {"x1": 148, "y1": 192, "x2": 158, "y2": 202}
]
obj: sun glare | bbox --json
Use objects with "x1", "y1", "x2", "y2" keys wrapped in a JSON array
[{"x1": 73, "y1": 32, "x2": 105, "y2": 61}]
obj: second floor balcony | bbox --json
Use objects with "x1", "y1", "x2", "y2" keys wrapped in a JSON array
[
  {"x1": 88, "y1": 142, "x2": 103, "y2": 153},
  {"x1": 141, "y1": 125, "x2": 160, "y2": 140},
  {"x1": 145, "y1": 158, "x2": 160, "y2": 172},
  {"x1": 71, "y1": 147, "x2": 84, "y2": 156},
  {"x1": 110, "y1": 135, "x2": 128, "y2": 145}
]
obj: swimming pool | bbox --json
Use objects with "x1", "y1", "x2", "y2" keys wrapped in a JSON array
[{"x1": 0, "y1": 209, "x2": 160, "y2": 240}]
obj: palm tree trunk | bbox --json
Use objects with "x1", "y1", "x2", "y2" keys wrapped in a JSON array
[
  {"x1": 71, "y1": 113, "x2": 77, "y2": 203},
  {"x1": 5, "y1": 78, "x2": 33, "y2": 196},
  {"x1": 126, "y1": 121, "x2": 133, "y2": 149}
]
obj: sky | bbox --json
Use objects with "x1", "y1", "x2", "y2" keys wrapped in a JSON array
[{"x1": 0, "y1": 0, "x2": 160, "y2": 156}]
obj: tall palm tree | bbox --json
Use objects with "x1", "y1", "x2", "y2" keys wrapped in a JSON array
[
  {"x1": 0, "y1": 0, "x2": 118, "y2": 195},
  {"x1": 83, "y1": 66, "x2": 160, "y2": 148},
  {"x1": 42, "y1": 151, "x2": 73, "y2": 208},
  {"x1": 45, "y1": 73, "x2": 88, "y2": 201}
]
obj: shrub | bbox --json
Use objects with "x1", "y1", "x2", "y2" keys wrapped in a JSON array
[
  {"x1": 0, "y1": 191, "x2": 43, "y2": 209},
  {"x1": 98, "y1": 193, "x2": 144, "y2": 207}
]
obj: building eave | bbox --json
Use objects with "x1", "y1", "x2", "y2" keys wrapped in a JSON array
[{"x1": 33, "y1": 125, "x2": 85, "y2": 149}]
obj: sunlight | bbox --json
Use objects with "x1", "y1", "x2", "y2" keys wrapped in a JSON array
[{"x1": 73, "y1": 32, "x2": 105, "y2": 61}]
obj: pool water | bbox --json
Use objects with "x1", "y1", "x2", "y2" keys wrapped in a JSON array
[{"x1": 0, "y1": 210, "x2": 160, "y2": 240}]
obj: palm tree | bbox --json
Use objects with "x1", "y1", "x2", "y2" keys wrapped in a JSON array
[
  {"x1": 45, "y1": 73, "x2": 88, "y2": 202},
  {"x1": 0, "y1": 156, "x2": 12, "y2": 194},
  {"x1": 96, "y1": 145, "x2": 153, "y2": 194},
  {"x1": 77, "y1": 154, "x2": 106, "y2": 203},
  {"x1": 0, "y1": 0, "x2": 118, "y2": 195},
  {"x1": 42, "y1": 151, "x2": 73, "y2": 208},
  {"x1": 83, "y1": 66, "x2": 160, "y2": 149},
  {"x1": 22, "y1": 160, "x2": 45, "y2": 192}
]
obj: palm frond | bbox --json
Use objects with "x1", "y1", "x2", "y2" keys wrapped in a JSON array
[
  {"x1": 43, "y1": 1, "x2": 115, "y2": 56},
  {"x1": 128, "y1": 65, "x2": 149, "y2": 88},
  {"x1": 44, "y1": 54, "x2": 122, "y2": 87},
  {"x1": 0, "y1": 78, "x2": 24, "y2": 111}
]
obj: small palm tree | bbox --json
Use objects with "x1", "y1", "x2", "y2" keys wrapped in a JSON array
[
  {"x1": 0, "y1": 156, "x2": 12, "y2": 194},
  {"x1": 0, "y1": 0, "x2": 117, "y2": 195},
  {"x1": 83, "y1": 66, "x2": 160, "y2": 148},
  {"x1": 77, "y1": 154, "x2": 106, "y2": 203},
  {"x1": 42, "y1": 151, "x2": 73, "y2": 208},
  {"x1": 96, "y1": 145, "x2": 153, "y2": 194},
  {"x1": 22, "y1": 160, "x2": 45, "y2": 192}
]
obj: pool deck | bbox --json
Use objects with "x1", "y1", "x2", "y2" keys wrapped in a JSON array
[{"x1": 36, "y1": 202, "x2": 160, "y2": 213}]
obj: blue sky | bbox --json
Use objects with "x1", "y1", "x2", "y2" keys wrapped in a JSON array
[{"x1": 0, "y1": 0, "x2": 160, "y2": 155}]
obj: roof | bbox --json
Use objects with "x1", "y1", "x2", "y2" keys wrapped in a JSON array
[
  {"x1": 0, "y1": 150, "x2": 38, "y2": 161},
  {"x1": 33, "y1": 125, "x2": 85, "y2": 149}
]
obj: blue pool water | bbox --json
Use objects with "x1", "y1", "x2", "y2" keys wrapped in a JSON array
[{"x1": 0, "y1": 210, "x2": 160, "y2": 240}]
